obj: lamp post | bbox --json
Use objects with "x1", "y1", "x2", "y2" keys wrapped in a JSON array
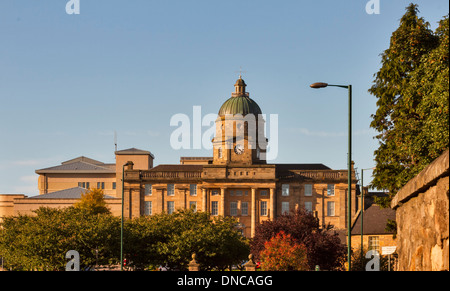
[
  {"x1": 310, "y1": 82, "x2": 352, "y2": 271},
  {"x1": 121, "y1": 161, "x2": 133, "y2": 271}
]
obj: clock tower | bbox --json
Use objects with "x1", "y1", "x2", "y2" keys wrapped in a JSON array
[{"x1": 212, "y1": 77, "x2": 268, "y2": 165}]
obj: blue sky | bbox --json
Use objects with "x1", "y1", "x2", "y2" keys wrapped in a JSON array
[{"x1": 0, "y1": 0, "x2": 448, "y2": 196}]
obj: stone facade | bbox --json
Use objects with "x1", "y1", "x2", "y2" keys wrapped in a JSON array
[
  {"x1": 0, "y1": 78, "x2": 358, "y2": 240},
  {"x1": 121, "y1": 78, "x2": 358, "y2": 238},
  {"x1": 391, "y1": 149, "x2": 449, "y2": 271}
]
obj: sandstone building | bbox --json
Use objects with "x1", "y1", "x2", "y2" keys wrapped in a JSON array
[{"x1": 1, "y1": 77, "x2": 358, "y2": 238}]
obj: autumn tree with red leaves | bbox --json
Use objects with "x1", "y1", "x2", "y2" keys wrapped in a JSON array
[
  {"x1": 251, "y1": 208, "x2": 346, "y2": 271},
  {"x1": 260, "y1": 231, "x2": 308, "y2": 271}
]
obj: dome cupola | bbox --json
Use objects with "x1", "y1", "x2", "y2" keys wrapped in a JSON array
[{"x1": 218, "y1": 77, "x2": 262, "y2": 117}]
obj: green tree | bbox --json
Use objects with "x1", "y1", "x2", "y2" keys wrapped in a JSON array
[
  {"x1": 260, "y1": 231, "x2": 308, "y2": 271},
  {"x1": 369, "y1": 4, "x2": 448, "y2": 205},
  {"x1": 0, "y1": 207, "x2": 120, "y2": 270},
  {"x1": 74, "y1": 188, "x2": 111, "y2": 215},
  {"x1": 124, "y1": 210, "x2": 249, "y2": 270}
]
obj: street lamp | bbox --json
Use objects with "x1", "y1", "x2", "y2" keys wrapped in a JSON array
[
  {"x1": 310, "y1": 82, "x2": 353, "y2": 271},
  {"x1": 121, "y1": 161, "x2": 134, "y2": 271}
]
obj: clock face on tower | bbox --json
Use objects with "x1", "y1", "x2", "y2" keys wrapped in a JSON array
[{"x1": 234, "y1": 144, "x2": 244, "y2": 155}]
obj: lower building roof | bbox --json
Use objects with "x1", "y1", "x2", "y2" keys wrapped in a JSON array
[
  {"x1": 31, "y1": 187, "x2": 117, "y2": 199},
  {"x1": 351, "y1": 204, "x2": 396, "y2": 235}
]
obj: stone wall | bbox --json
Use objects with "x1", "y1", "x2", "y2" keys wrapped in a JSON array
[{"x1": 391, "y1": 149, "x2": 449, "y2": 271}]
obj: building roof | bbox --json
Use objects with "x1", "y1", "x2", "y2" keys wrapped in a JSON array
[
  {"x1": 218, "y1": 96, "x2": 263, "y2": 117},
  {"x1": 275, "y1": 164, "x2": 331, "y2": 171},
  {"x1": 235, "y1": 77, "x2": 246, "y2": 86},
  {"x1": 180, "y1": 157, "x2": 213, "y2": 161},
  {"x1": 36, "y1": 148, "x2": 154, "y2": 174},
  {"x1": 149, "y1": 164, "x2": 204, "y2": 172},
  {"x1": 115, "y1": 148, "x2": 155, "y2": 158},
  {"x1": 218, "y1": 77, "x2": 262, "y2": 116},
  {"x1": 275, "y1": 163, "x2": 332, "y2": 179},
  {"x1": 351, "y1": 204, "x2": 396, "y2": 235},
  {"x1": 61, "y1": 156, "x2": 104, "y2": 165},
  {"x1": 36, "y1": 160, "x2": 116, "y2": 174},
  {"x1": 31, "y1": 187, "x2": 117, "y2": 199}
]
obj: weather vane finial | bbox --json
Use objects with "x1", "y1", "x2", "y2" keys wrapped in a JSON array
[{"x1": 235, "y1": 66, "x2": 247, "y2": 79}]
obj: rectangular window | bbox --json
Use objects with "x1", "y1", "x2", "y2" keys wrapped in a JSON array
[
  {"x1": 190, "y1": 184, "x2": 197, "y2": 196},
  {"x1": 327, "y1": 184, "x2": 335, "y2": 196},
  {"x1": 167, "y1": 184, "x2": 175, "y2": 196},
  {"x1": 218, "y1": 147, "x2": 223, "y2": 159},
  {"x1": 327, "y1": 201, "x2": 335, "y2": 216},
  {"x1": 305, "y1": 202, "x2": 313, "y2": 213},
  {"x1": 260, "y1": 190, "x2": 268, "y2": 196},
  {"x1": 211, "y1": 190, "x2": 219, "y2": 196},
  {"x1": 144, "y1": 184, "x2": 152, "y2": 196},
  {"x1": 305, "y1": 184, "x2": 312, "y2": 196},
  {"x1": 144, "y1": 201, "x2": 152, "y2": 216},
  {"x1": 112, "y1": 182, "x2": 116, "y2": 190},
  {"x1": 260, "y1": 201, "x2": 268, "y2": 216},
  {"x1": 230, "y1": 202, "x2": 238, "y2": 216},
  {"x1": 282, "y1": 184, "x2": 289, "y2": 196},
  {"x1": 211, "y1": 201, "x2": 218, "y2": 216},
  {"x1": 235, "y1": 190, "x2": 243, "y2": 196},
  {"x1": 189, "y1": 201, "x2": 197, "y2": 212},
  {"x1": 369, "y1": 236, "x2": 380, "y2": 252},
  {"x1": 97, "y1": 182, "x2": 105, "y2": 189},
  {"x1": 86, "y1": 182, "x2": 90, "y2": 189},
  {"x1": 241, "y1": 202, "x2": 248, "y2": 216},
  {"x1": 281, "y1": 201, "x2": 289, "y2": 215},
  {"x1": 78, "y1": 182, "x2": 90, "y2": 189},
  {"x1": 167, "y1": 201, "x2": 175, "y2": 214}
]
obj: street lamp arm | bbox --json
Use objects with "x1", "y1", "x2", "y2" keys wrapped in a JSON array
[
  {"x1": 310, "y1": 82, "x2": 350, "y2": 89},
  {"x1": 327, "y1": 84, "x2": 350, "y2": 89}
]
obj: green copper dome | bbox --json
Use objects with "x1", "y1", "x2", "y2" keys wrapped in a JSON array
[
  {"x1": 218, "y1": 96, "x2": 262, "y2": 116},
  {"x1": 218, "y1": 77, "x2": 262, "y2": 116}
]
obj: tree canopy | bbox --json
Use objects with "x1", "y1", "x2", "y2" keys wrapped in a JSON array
[
  {"x1": 250, "y1": 208, "x2": 346, "y2": 271},
  {"x1": 74, "y1": 188, "x2": 111, "y2": 215},
  {"x1": 369, "y1": 4, "x2": 449, "y2": 205},
  {"x1": 124, "y1": 209, "x2": 249, "y2": 270},
  {"x1": 0, "y1": 207, "x2": 249, "y2": 271},
  {"x1": 0, "y1": 207, "x2": 120, "y2": 270},
  {"x1": 259, "y1": 231, "x2": 309, "y2": 271}
]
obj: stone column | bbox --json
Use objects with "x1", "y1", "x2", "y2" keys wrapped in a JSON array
[
  {"x1": 269, "y1": 188, "x2": 275, "y2": 220},
  {"x1": 161, "y1": 189, "x2": 165, "y2": 213},
  {"x1": 131, "y1": 188, "x2": 141, "y2": 218},
  {"x1": 202, "y1": 188, "x2": 207, "y2": 213},
  {"x1": 251, "y1": 188, "x2": 256, "y2": 237},
  {"x1": 220, "y1": 188, "x2": 226, "y2": 216}
]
